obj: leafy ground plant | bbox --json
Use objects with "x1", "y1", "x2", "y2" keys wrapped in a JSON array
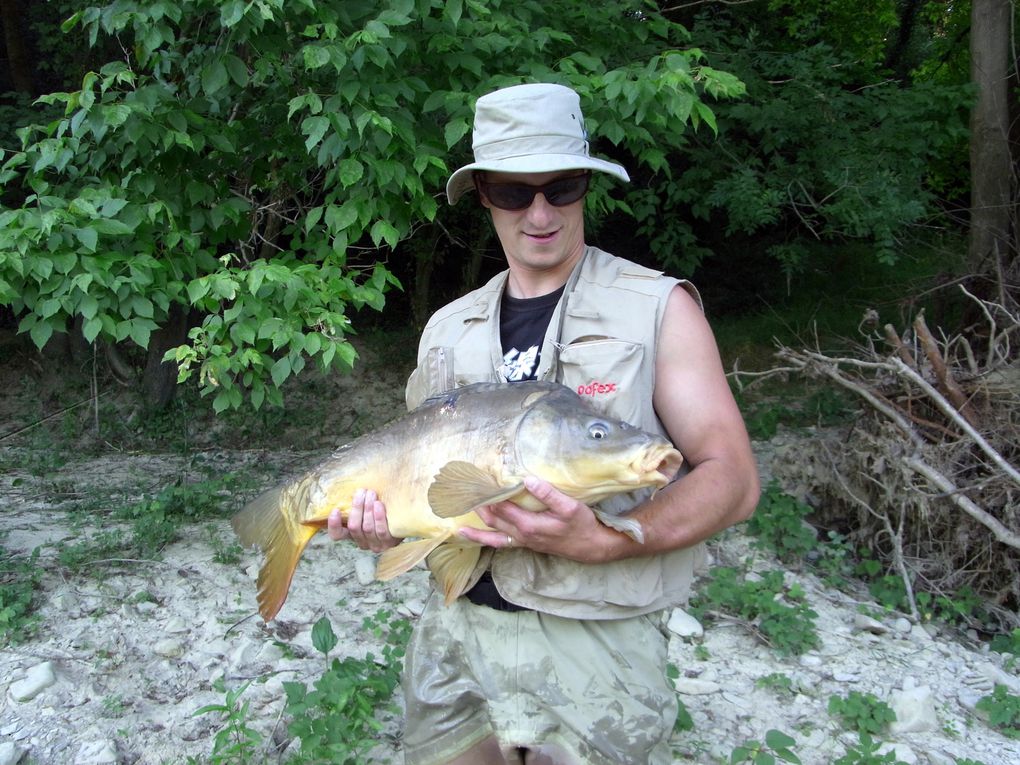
[
  {"x1": 833, "y1": 732, "x2": 908, "y2": 765},
  {"x1": 975, "y1": 684, "x2": 1020, "y2": 740},
  {"x1": 690, "y1": 566, "x2": 819, "y2": 656},
  {"x1": 190, "y1": 678, "x2": 262, "y2": 765},
  {"x1": 729, "y1": 729, "x2": 801, "y2": 764},
  {"x1": 827, "y1": 691, "x2": 897, "y2": 736},
  {"x1": 0, "y1": 545, "x2": 42, "y2": 645},
  {"x1": 746, "y1": 482, "x2": 818, "y2": 562},
  {"x1": 283, "y1": 610, "x2": 411, "y2": 764}
]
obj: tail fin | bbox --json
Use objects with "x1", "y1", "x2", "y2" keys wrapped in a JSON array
[{"x1": 231, "y1": 486, "x2": 318, "y2": 621}]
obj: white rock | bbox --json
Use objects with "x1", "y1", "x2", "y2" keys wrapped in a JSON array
[
  {"x1": 977, "y1": 660, "x2": 1020, "y2": 694},
  {"x1": 0, "y1": 742, "x2": 26, "y2": 765},
  {"x1": 833, "y1": 671, "x2": 860, "y2": 683},
  {"x1": 165, "y1": 616, "x2": 189, "y2": 634},
  {"x1": 75, "y1": 740, "x2": 118, "y2": 764},
  {"x1": 799, "y1": 654, "x2": 823, "y2": 667},
  {"x1": 892, "y1": 617, "x2": 912, "y2": 634},
  {"x1": 667, "y1": 609, "x2": 704, "y2": 639},
  {"x1": 354, "y1": 551, "x2": 377, "y2": 586},
  {"x1": 153, "y1": 639, "x2": 185, "y2": 659},
  {"x1": 889, "y1": 683, "x2": 938, "y2": 733},
  {"x1": 878, "y1": 742, "x2": 918, "y2": 764},
  {"x1": 673, "y1": 678, "x2": 721, "y2": 695},
  {"x1": 9, "y1": 662, "x2": 56, "y2": 702},
  {"x1": 925, "y1": 751, "x2": 956, "y2": 765},
  {"x1": 853, "y1": 613, "x2": 888, "y2": 634},
  {"x1": 909, "y1": 624, "x2": 933, "y2": 643}
]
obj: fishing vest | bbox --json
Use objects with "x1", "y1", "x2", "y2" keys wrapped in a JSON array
[{"x1": 405, "y1": 245, "x2": 707, "y2": 620}]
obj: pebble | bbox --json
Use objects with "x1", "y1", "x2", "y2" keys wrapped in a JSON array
[
  {"x1": 892, "y1": 617, "x2": 912, "y2": 634},
  {"x1": 9, "y1": 662, "x2": 56, "y2": 702},
  {"x1": 889, "y1": 682, "x2": 938, "y2": 733},
  {"x1": 74, "y1": 740, "x2": 118, "y2": 764},
  {"x1": 853, "y1": 613, "x2": 888, "y2": 634},
  {"x1": 667, "y1": 609, "x2": 704, "y2": 639},
  {"x1": 0, "y1": 742, "x2": 25, "y2": 765},
  {"x1": 354, "y1": 551, "x2": 377, "y2": 586},
  {"x1": 798, "y1": 654, "x2": 823, "y2": 667},
  {"x1": 153, "y1": 639, "x2": 185, "y2": 659},
  {"x1": 673, "y1": 678, "x2": 721, "y2": 695},
  {"x1": 165, "y1": 617, "x2": 189, "y2": 634}
]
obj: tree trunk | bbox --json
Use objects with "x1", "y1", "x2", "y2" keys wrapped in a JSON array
[
  {"x1": 142, "y1": 304, "x2": 190, "y2": 409},
  {"x1": 968, "y1": 0, "x2": 1015, "y2": 279},
  {"x1": 0, "y1": 0, "x2": 35, "y2": 94}
]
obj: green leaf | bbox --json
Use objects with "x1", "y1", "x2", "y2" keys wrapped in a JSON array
[
  {"x1": 370, "y1": 220, "x2": 400, "y2": 249},
  {"x1": 224, "y1": 54, "x2": 249, "y2": 87},
  {"x1": 311, "y1": 616, "x2": 338, "y2": 656},
  {"x1": 202, "y1": 61, "x2": 229, "y2": 95},
  {"x1": 30, "y1": 319, "x2": 54, "y2": 349},
  {"x1": 74, "y1": 227, "x2": 98, "y2": 252},
  {"x1": 82, "y1": 316, "x2": 103, "y2": 343},
  {"x1": 270, "y1": 356, "x2": 291, "y2": 387},
  {"x1": 444, "y1": 118, "x2": 470, "y2": 149}
]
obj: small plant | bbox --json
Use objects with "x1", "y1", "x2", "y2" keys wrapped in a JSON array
[
  {"x1": 693, "y1": 644, "x2": 711, "y2": 661},
  {"x1": 975, "y1": 684, "x2": 1020, "y2": 739},
  {"x1": 827, "y1": 691, "x2": 897, "y2": 736},
  {"x1": 690, "y1": 567, "x2": 819, "y2": 656},
  {"x1": 729, "y1": 729, "x2": 801, "y2": 764},
  {"x1": 206, "y1": 525, "x2": 244, "y2": 565},
  {"x1": 990, "y1": 628, "x2": 1020, "y2": 671},
  {"x1": 0, "y1": 545, "x2": 42, "y2": 645},
  {"x1": 283, "y1": 610, "x2": 410, "y2": 764},
  {"x1": 756, "y1": 672, "x2": 795, "y2": 697},
  {"x1": 746, "y1": 483, "x2": 818, "y2": 563},
  {"x1": 954, "y1": 759, "x2": 989, "y2": 765},
  {"x1": 192, "y1": 678, "x2": 263, "y2": 765},
  {"x1": 666, "y1": 663, "x2": 695, "y2": 733},
  {"x1": 833, "y1": 733, "x2": 907, "y2": 765}
]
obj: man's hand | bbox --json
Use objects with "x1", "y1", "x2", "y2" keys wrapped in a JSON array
[
  {"x1": 327, "y1": 488, "x2": 402, "y2": 553},
  {"x1": 458, "y1": 477, "x2": 626, "y2": 564}
]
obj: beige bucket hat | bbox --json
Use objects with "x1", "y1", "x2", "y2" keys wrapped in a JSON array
[{"x1": 445, "y1": 83, "x2": 630, "y2": 205}]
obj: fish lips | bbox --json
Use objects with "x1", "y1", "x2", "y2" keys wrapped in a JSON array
[{"x1": 642, "y1": 445, "x2": 684, "y2": 486}]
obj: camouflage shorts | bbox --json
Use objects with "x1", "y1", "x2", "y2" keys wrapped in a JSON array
[{"x1": 401, "y1": 592, "x2": 677, "y2": 765}]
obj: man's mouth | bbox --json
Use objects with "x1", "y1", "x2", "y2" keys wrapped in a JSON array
[{"x1": 526, "y1": 230, "x2": 558, "y2": 243}]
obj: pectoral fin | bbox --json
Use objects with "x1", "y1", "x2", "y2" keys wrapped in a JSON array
[
  {"x1": 428, "y1": 461, "x2": 523, "y2": 518},
  {"x1": 376, "y1": 534, "x2": 452, "y2": 581},
  {"x1": 594, "y1": 509, "x2": 646, "y2": 544},
  {"x1": 427, "y1": 541, "x2": 483, "y2": 605}
]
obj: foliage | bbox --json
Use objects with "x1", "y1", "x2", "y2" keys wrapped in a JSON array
[
  {"x1": 57, "y1": 474, "x2": 241, "y2": 569},
  {"x1": 639, "y1": 11, "x2": 972, "y2": 277},
  {"x1": 827, "y1": 691, "x2": 897, "y2": 736},
  {"x1": 746, "y1": 482, "x2": 818, "y2": 562},
  {"x1": 990, "y1": 629, "x2": 1020, "y2": 672},
  {"x1": 690, "y1": 566, "x2": 819, "y2": 656},
  {"x1": 283, "y1": 610, "x2": 411, "y2": 763},
  {"x1": 975, "y1": 685, "x2": 1020, "y2": 740},
  {"x1": 756, "y1": 672, "x2": 795, "y2": 697},
  {"x1": 0, "y1": 545, "x2": 42, "y2": 645},
  {"x1": 190, "y1": 679, "x2": 263, "y2": 765},
  {"x1": 729, "y1": 729, "x2": 801, "y2": 765},
  {"x1": 0, "y1": 0, "x2": 742, "y2": 411},
  {"x1": 833, "y1": 733, "x2": 907, "y2": 765}
]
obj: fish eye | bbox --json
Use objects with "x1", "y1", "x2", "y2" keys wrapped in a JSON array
[{"x1": 588, "y1": 422, "x2": 610, "y2": 440}]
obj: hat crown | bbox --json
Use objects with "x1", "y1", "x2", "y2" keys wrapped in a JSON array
[{"x1": 472, "y1": 84, "x2": 589, "y2": 162}]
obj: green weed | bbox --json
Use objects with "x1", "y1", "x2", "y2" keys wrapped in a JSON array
[
  {"x1": 690, "y1": 567, "x2": 819, "y2": 656},
  {"x1": 833, "y1": 733, "x2": 908, "y2": 765},
  {"x1": 0, "y1": 545, "x2": 42, "y2": 645},
  {"x1": 747, "y1": 483, "x2": 818, "y2": 562},
  {"x1": 990, "y1": 628, "x2": 1020, "y2": 671},
  {"x1": 282, "y1": 610, "x2": 411, "y2": 764},
  {"x1": 827, "y1": 691, "x2": 897, "y2": 736},
  {"x1": 190, "y1": 678, "x2": 263, "y2": 765},
  {"x1": 666, "y1": 663, "x2": 695, "y2": 733},
  {"x1": 975, "y1": 684, "x2": 1020, "y2": 739},
  {"x1": 729, "y1": 729, "x2": 801, "y2": 764},
  {"x1": 756, "y1": 672, "x2": 795, "y2": 697}
]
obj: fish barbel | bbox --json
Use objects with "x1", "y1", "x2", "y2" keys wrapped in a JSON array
[{"x1": 231, "y1": 381, "x2": 684, "y2": 620}]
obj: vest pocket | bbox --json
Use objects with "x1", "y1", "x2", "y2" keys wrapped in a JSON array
[
  {"x1": 557, "y1": 338, "x2": 645, "y2": 422},
  {"x1": 405, "y1": 346, "x2": 456, "y2": 409}
]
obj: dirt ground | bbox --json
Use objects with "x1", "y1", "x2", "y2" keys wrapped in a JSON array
[{"x1": 2, "y1": 334, "x2": 1019, "y2": 764}]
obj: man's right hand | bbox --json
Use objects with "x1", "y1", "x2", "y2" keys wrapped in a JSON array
[{"x1": 327, "y1": 488, "x2": 402, "y2": 553}]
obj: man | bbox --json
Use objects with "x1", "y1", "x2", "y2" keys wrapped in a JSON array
[{"x1": 328, "y1": 83, "x2": 759, "y2": 764}]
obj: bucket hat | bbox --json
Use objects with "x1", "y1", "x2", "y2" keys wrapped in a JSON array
[{"x1": 445, "y1": 83, "x2": 630, "y2": 205}]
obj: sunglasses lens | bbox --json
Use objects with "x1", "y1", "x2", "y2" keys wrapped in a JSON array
[{"x1": 480, "y1": 173, "x2": 590, "y2": 210}]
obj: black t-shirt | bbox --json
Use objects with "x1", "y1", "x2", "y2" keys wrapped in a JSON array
[{"x1": 498, "y1": 286, "x2": 564, "y2": 382}]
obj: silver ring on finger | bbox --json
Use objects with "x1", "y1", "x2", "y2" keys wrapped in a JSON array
[{"x1": 506, "y1": 534, "x2": 514, "y2": 548}]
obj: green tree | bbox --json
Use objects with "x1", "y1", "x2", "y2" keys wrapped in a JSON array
[{"x1": 0, "y1": 0, "x2": 742, "y2": 411}]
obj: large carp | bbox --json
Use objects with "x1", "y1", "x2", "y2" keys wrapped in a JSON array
[{"x1": 232, "y1": 381, "x2": 683, "y2": 620}]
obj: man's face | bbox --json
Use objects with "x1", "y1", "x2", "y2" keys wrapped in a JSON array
[{"x1": 477, "y1": 170, "x2": 588, "y2": 288}]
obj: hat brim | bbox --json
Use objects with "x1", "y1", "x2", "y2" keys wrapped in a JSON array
[{"x1": 446, "y1": 154, "x2": 630, "y2": 205}]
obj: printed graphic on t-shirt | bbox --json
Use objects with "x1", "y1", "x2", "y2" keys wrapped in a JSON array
[{"x1": 501, "y1": 345, "x2": 540, "y2": 382}]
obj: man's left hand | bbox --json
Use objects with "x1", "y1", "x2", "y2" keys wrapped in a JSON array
[{"x1": 457, "y1": 476, "x2": 622, "y2": 563}]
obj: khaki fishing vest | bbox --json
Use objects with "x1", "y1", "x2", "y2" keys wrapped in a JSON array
[{"x1": 405, "y1": 246, "x2": 707, "y2": 619}]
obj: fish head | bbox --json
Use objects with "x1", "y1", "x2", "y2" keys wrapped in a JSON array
[{"x1": 514, "y1": 387, "x2": 684, "y2": 503}]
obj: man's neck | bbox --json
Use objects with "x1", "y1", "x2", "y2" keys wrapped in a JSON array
[{"x1": 504, "y1": 246, "x2": 586, "y2": 299}]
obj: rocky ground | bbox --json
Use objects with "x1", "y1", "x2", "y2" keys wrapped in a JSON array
[{"x1": 1, "y1": 338, "x2": 1019, "y2": 764}]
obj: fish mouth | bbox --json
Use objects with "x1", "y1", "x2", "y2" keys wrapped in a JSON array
[{"x1": 638, "y1": 446, "x2": 684, "y2": 486}]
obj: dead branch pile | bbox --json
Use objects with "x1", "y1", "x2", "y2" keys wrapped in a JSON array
[{"x1": 773, "y1": 286, "x2": 1019, "y2": 630}]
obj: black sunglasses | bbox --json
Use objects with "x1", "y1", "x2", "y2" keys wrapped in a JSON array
[{"x1": 475, "y1": 172, "x2": 591, "y2": 211}]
